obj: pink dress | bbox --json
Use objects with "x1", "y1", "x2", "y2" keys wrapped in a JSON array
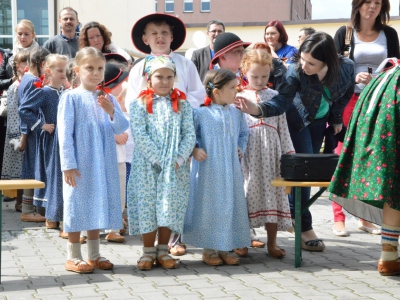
[{"x1": 239, "y1": 88, "x2": 295, "y2": 230}]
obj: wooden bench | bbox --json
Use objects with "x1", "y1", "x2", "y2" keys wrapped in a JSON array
[
  {"x1": 0, "y1": 180, "x2": 45, "y2": 283},
  {"x1": 271, "y1": 178, "x2": 330, "y2": 268}
]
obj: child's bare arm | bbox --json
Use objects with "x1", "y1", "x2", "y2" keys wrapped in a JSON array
[
  {"x1": 63, "y1": 169, "x2": 81, "y2": 187},
  {"x1": 192, "y1": 148, "x2": 207, "y2": 162}
]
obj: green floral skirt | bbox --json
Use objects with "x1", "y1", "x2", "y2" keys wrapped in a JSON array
[{"x1": 328, "y1": 65, "x2": 400, "y2": 211}]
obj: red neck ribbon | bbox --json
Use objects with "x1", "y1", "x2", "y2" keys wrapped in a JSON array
[
  {"x1": 203, "y1": 96, "x2": 213, "y2": 106},
  {"x1": 96, "y1": 85, "x2": 112, "y2": 95},
  {"x1": 33, "y1": 75, "x2": 45, "y2": 89},
  {"x1": 137, "y1": 88, "x2": 187, "y2": 114}
]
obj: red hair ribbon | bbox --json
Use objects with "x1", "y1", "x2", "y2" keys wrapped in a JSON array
[
  {"x1": 137, "y1": 88, "x2": 186, "y2": 114},
  {"x1": 203, "y1": 96, "x2": 212, "y2": 106},
  {"x1": 23, "y1": 66, "x2": 29, "y2": 73},
  {"x1": 33, "y1": 75, "x2": 45, "y2": 89},
  {"x1": 96, "y1": 85, "x2": 112, "y2": 95}
]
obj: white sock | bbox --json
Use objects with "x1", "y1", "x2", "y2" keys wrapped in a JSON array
[
  {"x1": 87, "y1": 239, "x2": 100, "y2": 261},
  {"x1": 157, "y1": 244, "x2": 169, "y2": 259},
  {"x1": 67, "y1": 242, "x2": 83, "y2": 261}
]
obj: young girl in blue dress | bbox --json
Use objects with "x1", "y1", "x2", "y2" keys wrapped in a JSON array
[
  {"x1": 19, "y1": 54, "x2": 68, "y2": 229},
  {"x1": 18, "y1": 46, "x2": 49, "y2": 223},
  {"x1": 1, "y1": 50, "x2": 29, "y2": 212},
  {"x1": 127, "y1": 55, "x2": 195, "y2": 271},
  {"x1": 182, "y1": 68, "x2": 251, "y2": 266},
  {"x1": 57, "y1": 47, "x2": 129, "y2": 274}
]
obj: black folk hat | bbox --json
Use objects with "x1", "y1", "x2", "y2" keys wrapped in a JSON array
[
  {"x1": 131, "y1": 13, "x2": 186, "y2": 54},
  {"x1": 209, "y1": 32, "x2": 252, "y2": 69},
  {"x1": 104, "y1": 53, "x2": 129, "y2": 67},
  {"x1": 102, "y1": 63, "x2": 129, "y2": 90}
]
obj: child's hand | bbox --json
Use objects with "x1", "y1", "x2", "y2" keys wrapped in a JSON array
[
  {"x1": 192, "y1": 148, "x2": 207, "y2": 162},
  {"x1": 238, "y1": 148, "x2": 243, "y2": 159},
  {"x1": 115, "y1": 133, "x2": 128, "y2": 145},
  {"x1": 98, "y1": 95, "x2": 115, "y2": 118},
  {"x1": 63, "y1": 169, "x2": 81, "y2": 187},
  {"x1": 175, "y1": 163, "x2": 179, "y2": 170},
  {"x1": 41, "y1": 123, "x2": 55, "y2": 134},
  {"x1": 19, "y1": 134, "x2": 27, "y2": 151}
]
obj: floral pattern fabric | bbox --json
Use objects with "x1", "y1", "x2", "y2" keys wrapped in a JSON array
[
  {"x1": 1, "y1": 82, "x2": 23, "y2": 179},
  {"x1": 127, "y1": 95, "x2": 195, "y2": 235},
  {"x1": 57, "y1": 89, "x2": 129, "y2": 232},
  {"x1": 328, "y1": 66, "x2": 400, "y2": 210},
  {"x1": 238, "y1": 88, "x2": 294, "y2": 230},
  {"x1": 182, "y1": 104, "x2": 251, "y2": 251}
]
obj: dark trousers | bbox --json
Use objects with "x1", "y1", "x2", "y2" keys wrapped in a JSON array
[{"x1": 287, "y1": 117, "x2": 327, "y2": 232}]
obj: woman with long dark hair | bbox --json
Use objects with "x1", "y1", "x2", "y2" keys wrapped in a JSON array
[{"x1": 235, "y1": 32, "x2": 355, "y2": 252}]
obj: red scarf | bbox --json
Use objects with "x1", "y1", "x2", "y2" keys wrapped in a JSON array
[
  {"x1": 203, "y1": 96, "x2": 212, "y2": 106},
  {"x1": 33, "y1": 75, "x2": 45, "y2": 89},
  {"x1": 137, "y1": 88, "x2": 186, "y2": 114},
  {"x1": 96, "y1": 85, "x2": 112, "y2": 95}
]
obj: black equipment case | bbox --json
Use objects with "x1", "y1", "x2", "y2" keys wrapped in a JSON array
[{"x1": 280, "y1": 153, "x2": 339, "y2": 181}]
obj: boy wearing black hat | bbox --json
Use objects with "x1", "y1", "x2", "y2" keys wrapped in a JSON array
[
  {"x1": 209, "y1": 32, "x2": 251, "y2": 74},
  {"x1": 125, "y1": 13, "x2": 204, "y2": 112}
]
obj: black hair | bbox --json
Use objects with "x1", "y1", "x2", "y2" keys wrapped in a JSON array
[
  {"x1": 202, "y1": 69, "x2": 237, "y2": 106},
  {"x1": 293, "y1": 32, "x2": 340, "y2": 88},
  {"x1": 207, "y1": 20, "x2": 225, "y2": 32},
  {"x1": 300, "y1": 27, "x2": 316, "y2": 36},
  {"x1": 28, "y1": 47, "x2": 50, "y2": 77}
]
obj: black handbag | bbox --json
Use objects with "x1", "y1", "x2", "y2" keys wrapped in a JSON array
[{"x1": 280, "y1": 153, "x2": 339, "y2": 181}]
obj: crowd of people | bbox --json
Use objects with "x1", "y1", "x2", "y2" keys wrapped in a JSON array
[{"x1": 1, "y1": 0, "x2": 400, "y2": 276}]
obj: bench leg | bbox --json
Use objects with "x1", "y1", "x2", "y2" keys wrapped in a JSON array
[{"x1": 294, "y1": 187, "x2": 302, "y2": 268}]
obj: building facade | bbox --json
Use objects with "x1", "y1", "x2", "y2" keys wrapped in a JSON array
[{"x1": 156, "y1": 0, "x2": 312, "y2": 26}]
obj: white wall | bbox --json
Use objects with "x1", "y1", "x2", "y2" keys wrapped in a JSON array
[{"x1": 56, "y1": 0, "x2": 154, "y2": 56}]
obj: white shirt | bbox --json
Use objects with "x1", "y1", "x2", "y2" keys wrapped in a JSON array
[{"x1": 125, "y1": 51, "x2": 205, "y2": 112}]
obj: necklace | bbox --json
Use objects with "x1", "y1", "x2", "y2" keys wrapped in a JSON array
[{"x1": 359, "y1": 30, "x2": 376, "y2": 36}]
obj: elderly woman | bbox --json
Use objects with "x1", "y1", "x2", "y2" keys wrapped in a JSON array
[
  {"x1": 0, "y1": 19, "x2": 39, "y2": 212},
  {"x1": 79, "y1": 21, "x2": 132, "y2": 64},
  {"x1": 264, "y1": 20, "x2": 298, "y2": 65}
]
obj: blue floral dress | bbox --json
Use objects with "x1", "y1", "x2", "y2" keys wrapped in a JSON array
[
  {"x1": 1, "y1": 81, "x2": 23, "y2": 179},
  {"x1": 182, "y1": 104, "x2": 251, "y2": 251},
  {"x1": 57, "y1": 88, "x2": 129, "y2": 232},
  {"x1": 20, "y1": 86, "x2": 64, "y2": 219},
  {"x1": 127, "y1": 95, "x2": 195, "y2": 235}
]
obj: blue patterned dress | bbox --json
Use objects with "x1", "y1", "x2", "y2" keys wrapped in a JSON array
[
  {"x1": 182, "y1": 104, "x2": 251, "y2": 251},
  {"x1": 1, "y1": 81, "x2": 23, "y2": 179},
  {"x1": 127, "y1": 95, "x2": 195, "y2": 235},
  {"x1": 18, "y1": 73, "x2": 43, "y2": 182},
  {"x1": 57, "y1": 88, "x2": 129, "y2": 232},
  {"x1": 20, "y1": 86, "x2": 64, "y2": 219}
]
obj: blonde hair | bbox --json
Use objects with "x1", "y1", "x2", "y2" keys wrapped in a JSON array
[
  {"x1": 15, "y1": 19, "x2": 36, "y2": 36},
  {"x1": 240, "y1": 49, "x2": 273, "y2": 73},
  {"x1": 74, "y1": 46, "x2": 105, "y2": 68},
  {"x1": 46, "y1": 53, "x2": 68, "y2": 69}
]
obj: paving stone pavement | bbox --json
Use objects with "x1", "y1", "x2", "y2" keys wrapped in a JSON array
[{"x1": 1, "y1": 189, "x2": 400, "y2": 299}]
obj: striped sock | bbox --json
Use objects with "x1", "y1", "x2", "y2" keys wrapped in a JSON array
[{"x1": 380, "y1": 224, "x2": 400, "y2": 261}]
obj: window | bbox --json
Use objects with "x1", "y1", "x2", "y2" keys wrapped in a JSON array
[
  {"x1": 184, "y1": 0, "x2": 193, "y2": 12},
  {"x1": 165, "y1": 0, "x2": 174, "y2": 13},
  {"x1": 0, "y1": 0, "x2": 54, "y2": 49},
  {"x1": 201, "y1": 0, "x2": 210, "y2": 12}
]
